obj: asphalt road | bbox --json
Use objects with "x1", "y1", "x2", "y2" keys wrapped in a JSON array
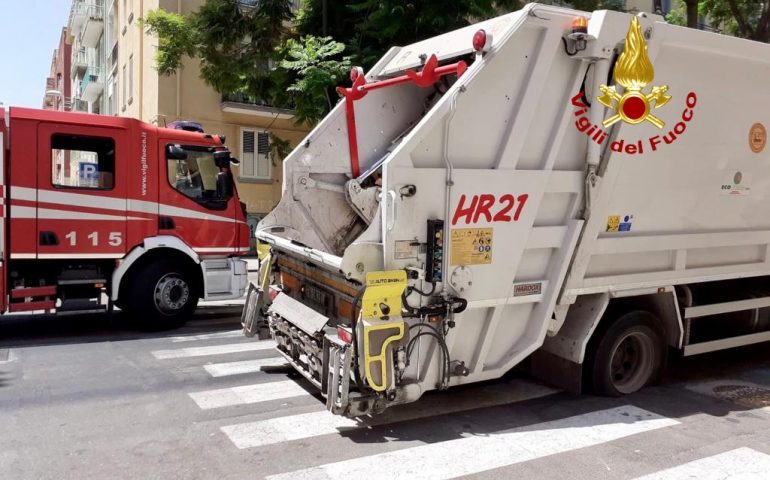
[{"x1": 1, "y1": 308, "x2": 769, "y2": 480}]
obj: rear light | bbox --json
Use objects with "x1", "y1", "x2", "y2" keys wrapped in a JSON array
[
  {"x1": 472, "y1": 29, "x2": 492, "y2": 53},
  {"x1": 337, "y1": 326, "x2": 353, "y2": 344},
  {"x1": 571, "y1": 16, "x2": 588, "y2": 34},
  {"x1": 268, "y1": 286, "x2": 281, "y2": 302},
  {"x1": 279, "y1": 271, "x2": 301, "y2": 294}
]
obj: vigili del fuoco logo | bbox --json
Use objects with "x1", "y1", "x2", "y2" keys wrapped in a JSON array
[{"x1": 572, "y1": 17, "x2": 697, "y2": 155}]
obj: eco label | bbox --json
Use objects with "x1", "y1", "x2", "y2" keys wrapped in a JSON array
[
  {"x1": 450, "y1": 228, "x2": 493, "y2": 265},
  {"x1": 606, "y1": 215, "x2": 633, "y2": 232},
  {"x1": 394, "y1": 240, "x2": 418, "y2": 260},
  {"x1": 721, "y1": 171, "x2": 751, "y2": 195}
]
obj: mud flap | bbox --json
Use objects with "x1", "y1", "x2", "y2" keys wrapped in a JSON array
[{"x1": 241, "y1": 252, "x2": 274, "y2": 339}]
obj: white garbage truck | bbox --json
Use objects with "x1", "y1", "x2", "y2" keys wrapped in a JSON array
[{"x1": 243, "y1": 3, "x2": 770, "y2": 416}]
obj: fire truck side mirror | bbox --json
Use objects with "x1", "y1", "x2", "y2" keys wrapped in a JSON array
[
  {"x1": 214, "y1": 150, "x2": 239, "y2": 168},
  {"x1": 217, "y1": 171, "x2": 234, "y2": 199},
  {"x1": 166, "y1": 145, "x2": 188, "y2": 160}
]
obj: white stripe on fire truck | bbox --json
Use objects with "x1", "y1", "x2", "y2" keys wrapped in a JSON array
[
  {"x1": 189, "y1": 380, "x2": 309, "y2": 410},
  {"x1": 11, "y1": 253, "x2": 124, "y2": 259},
  {"x1": 151, "y1": 340, "x2": 276, "y2": 359},
  {"x1": 221, "y1": 378, "x2": 557, "y2": 449},
  {"x1": 12, "y1": 187, "x2": 241, "y2": 224},
  {"x1": 633, "y1": 448, "x2": 770, "y2": 480},
  {"x1": 10, "y1": 205, "x2": 149, "y2": 221},
  {"x1": 266, "y1": 406, "x2": 679, "y2": 480}
]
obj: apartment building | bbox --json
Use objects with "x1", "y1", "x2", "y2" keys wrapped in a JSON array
[
  {"x1": 42, "y1": 28, "x2": 73, "y2": 111},
  {"x1": 64, "y1": 0, "x2": 308, "y2": 244}
]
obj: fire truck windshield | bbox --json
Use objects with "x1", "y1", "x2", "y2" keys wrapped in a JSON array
[{"x1": 167, "y1": 145, "x2": 229, "y2": 210}]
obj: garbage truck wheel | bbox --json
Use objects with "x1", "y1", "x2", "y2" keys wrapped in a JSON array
[{"x1": 590, "y1": 311, "x2": 665, "y2": 397}]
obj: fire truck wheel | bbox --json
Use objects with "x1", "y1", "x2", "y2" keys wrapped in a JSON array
[
  {"x1": 589, "y1": 311, "x2": 666, "y2": 397},
  {"x1": 128, "y1": 260, "x2": 199, "y2": 330}
]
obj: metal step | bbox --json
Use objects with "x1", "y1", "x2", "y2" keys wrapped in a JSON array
[
  {"x1": 9, "y1": 300, "x2": 56, "y2": 313},
  {"x1": 10, "y1": 285, "x2": 57, "y2": 299},
  {"x1": 58, "y1": 278, "x2": 107, "y2": 286},
  {"x1": 57, "y1": 298, "x2": 106, "y2": 313}
]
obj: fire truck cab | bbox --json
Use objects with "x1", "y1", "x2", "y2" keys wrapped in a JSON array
[{"x1": 0, "y1": 107, "x2": 250, "y2": 328}]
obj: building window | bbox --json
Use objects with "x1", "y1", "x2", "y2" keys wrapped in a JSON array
[
  {"x1": 240, "y1": 128, "x2": 271, "y2": 181},
  {"x1": 51, "y1": 134, "x2": 115, "y2": 190},
  {"x1": 128, "y1": 55, "x2": 134, "y2": 104}
]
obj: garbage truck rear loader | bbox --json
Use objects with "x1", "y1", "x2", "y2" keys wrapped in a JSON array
[{"x1": 243, "y1": 4, "x2": 770, "y2": 416}]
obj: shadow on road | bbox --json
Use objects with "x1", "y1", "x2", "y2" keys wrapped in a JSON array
[{"x1": 0, "y1": 306, "x2": 244, "y2": 348}]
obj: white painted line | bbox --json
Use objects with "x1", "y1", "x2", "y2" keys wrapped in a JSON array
[
  {"x1": 223, "y1": 379, "x2": 558, "y2": 449},
  {"x1": 204, "y1": 357, "x2": 288, "y2": 377},
  {"x1": 633, "y1": 448, "x2": 770, "y2": 480},
  {"x1": 151, "y1": 341, "x2": 276, "y2": 359},
  {"x1": 170, "y1": 330, "x2": 244, "y2": 343},
  {"x1": 189, "y1": 380, "x2": 309, "y2": 409},
  {"x1": 265, "y1": 406, "x2": 678, "y2": 480}
]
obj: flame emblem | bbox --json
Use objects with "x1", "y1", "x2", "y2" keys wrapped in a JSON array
[{"x1": 597, "y1": 17, "x2": 670, "y2": 129}]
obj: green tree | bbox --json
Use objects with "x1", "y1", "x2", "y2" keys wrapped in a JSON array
[{"x1": 700, "y1": 0, "x2": 770, "y2": 40}]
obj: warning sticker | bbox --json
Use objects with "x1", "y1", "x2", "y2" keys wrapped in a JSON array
[{"x1": 450, "y1": 228, "x2": 493, "y2": 265}]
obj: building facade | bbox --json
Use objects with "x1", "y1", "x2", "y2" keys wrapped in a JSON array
[
  {"x1": 42, "y1": 28, "x2": 73, "y2": 111},
  {"x1": 64, "y1": 0, "x2": 309, "y2": 246}
]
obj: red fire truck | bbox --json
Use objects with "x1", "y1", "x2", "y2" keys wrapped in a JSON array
[{"x1": 0, "y1": 107, "x2": 250, "y2": 328}]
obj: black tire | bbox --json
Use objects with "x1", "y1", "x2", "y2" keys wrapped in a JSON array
[
  {"x1": 589, "y1": 311, "x2": 666, "y2": 397},
  {"x1": 125, "y1": 259, "x2": 199, "y2": 330}
]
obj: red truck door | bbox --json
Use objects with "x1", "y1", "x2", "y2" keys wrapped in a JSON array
[
  {"x1": 158, "y1": 138, "x2": 239, "y2": 255},
  {"x1": 35, "y1": 122, "x2": 129, "y2": 259}
]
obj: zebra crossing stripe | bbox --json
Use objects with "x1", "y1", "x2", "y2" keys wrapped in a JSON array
[
  {"x1": 189, "y1": 380, "x2": 310, "y2": 409},
  {"x1": 633, "y1": 447, "x2": 770, "y2": 479},
  {"x1": 151, "y1": 340, "x2": 276, "y2": 359},
  {"x1": 265, "y1": 405, "x2": 678, "y2": 480},
  {"x1": 203, "y1": 357, "x2": 288, "y2": 377},
  {"x1": 170, "y1": 330, "x2": 244, "y2": 342},
  {"x1": 222, "y1": 379, "x2": 557, "y2": 449}
]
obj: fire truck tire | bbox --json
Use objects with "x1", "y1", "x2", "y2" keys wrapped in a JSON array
[
  {"x1": 589, "y1": 311, "x2": 666, "y2": 397},
  {"x1": 127, "y1": 259, "x2": 199, "y2": 330}
]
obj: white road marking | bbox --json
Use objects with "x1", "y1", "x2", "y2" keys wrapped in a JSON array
[
  {"x1": 265, "y1": 405, "x2": 678, "y2": 480},
  {"x1": 189, "y1": 380, "x2": 309, "y2": 409},
  {"x1": 633, "y1": 447, "x2": 770, "y2": 480},
  {"x1": 170, "y1": 330, "x2": 244, "y2": 343},
  {"x1": 222, "y1": 379, "x2": 557, "y2": 449},
  {"x1": 204, "y1": 357, "x2": 288, "y2": 377},
  {"x1": 151, "y1": 341, "x2": 275, "y2": 359}
]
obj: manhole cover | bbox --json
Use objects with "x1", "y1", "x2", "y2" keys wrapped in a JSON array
[{"x1": 712, "y1": 385, "x2": 770, "y2": 409}]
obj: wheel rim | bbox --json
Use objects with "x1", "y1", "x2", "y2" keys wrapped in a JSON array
[
  {"x1": 154, "y1": 273, "x2": 190, "y2": 314},
  {"x1": 609, "y1": 330, "x2": 656, "y2": 394}
]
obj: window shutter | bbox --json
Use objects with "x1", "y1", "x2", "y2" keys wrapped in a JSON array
[
  {"x1": 257, "y1": 132, "x2": 270, "y2": 178},
  {"x1": 242, "y1": 129, "x2": 256, "y2": 178}
]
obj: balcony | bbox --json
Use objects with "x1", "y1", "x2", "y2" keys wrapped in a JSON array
[
  {"x1": 69, "y1": 2, "x2": 104, "y2": 48},
  {"x1": 80, "y1": 67, "x2": 104, "y2": 103},
  {"x1": 71, "y1": 48, "x2": 89, "y2": 77},
  {"x1": 220, "y1": 93, "x2": 294, "y2": 120}
]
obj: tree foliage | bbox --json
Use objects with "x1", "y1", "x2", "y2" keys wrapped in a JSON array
[
  {"x1": 701, "y1": 0, "x2": 770, "y2": 41},
  {"x1": 144, "y1": 0, "x2": 636, "y2": 128},
  {"x1": 279, "y1": 36, "x2": 352, "y2": 124}
]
